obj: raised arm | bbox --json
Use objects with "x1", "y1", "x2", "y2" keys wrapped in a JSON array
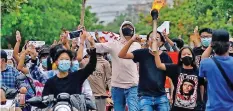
[
  {"x1": 77, "y1": 31, "x2": 88, "y2": 62},
  {"x1": 201, "y1": 45, "x2": 212, "y2": 59},
  {"x1": 152, "y1": 40, "x2": 166, "y2": 71},
  {"x1": 163, "y1": 32, "x2": 179, "y2": 52},
  {"x1": 13, "y1": 31, "x2": 21, "y2": 63},
  {"x1": 78, "y1": 48, "x2": 97, "y2": 81},
  {"x1": 17, "y1": 49, "x2": 29, "y2": 74},
  {"x1": 118, "y1": 36, "x2": 140, "y2": 59}
]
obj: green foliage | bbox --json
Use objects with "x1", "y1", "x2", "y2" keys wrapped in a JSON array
[
  {"x1": 1, "y1": 0, "x2": 28, "y2": 14},
  {"x1": 1, "y1": 0, "x2": 103, "y2": 49}
]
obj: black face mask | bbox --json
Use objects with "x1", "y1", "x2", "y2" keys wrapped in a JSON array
[
  {"x1": 122, "y1": 27, "x2": 133, "y2": 37},
  {"x1": 229, "y1": 53, "x2": 233, "y2": 57},
  {"x1": 181, "y1": 56, "x2": 193, "y2": 66}
]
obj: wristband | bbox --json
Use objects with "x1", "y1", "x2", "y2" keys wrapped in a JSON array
[{"x1": 153, "y1": 50, "x2": 158, "y2": 53}]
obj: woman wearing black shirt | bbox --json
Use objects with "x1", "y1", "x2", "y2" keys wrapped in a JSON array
[
  {"x1": 42, "y1": 48, "x2": 97, "y2": 97},
  {"x1": 153, "y1": 46, "x2": 204, "y2": 111}
]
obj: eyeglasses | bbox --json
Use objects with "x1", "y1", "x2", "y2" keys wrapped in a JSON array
[
  {"x1": 230, "y1": 42, "x2": 233, "y2": 47},
  {"x1": 201, "y1": 36, "x2": 212, "y2": 38}
]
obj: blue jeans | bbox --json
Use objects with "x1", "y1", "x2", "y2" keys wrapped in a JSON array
[
  {"x1": 139, "y1": 95, "x2": 170, "y2": 111},
  {"x1": 111, "y1": 86, "x2": 139, "y2": 111}
]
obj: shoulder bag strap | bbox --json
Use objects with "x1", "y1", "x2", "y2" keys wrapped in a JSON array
[{"x1": 212, "y1": 57, "x2": 233, "y2": 90}]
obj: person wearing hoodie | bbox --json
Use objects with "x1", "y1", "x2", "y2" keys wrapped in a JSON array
[{"x1": 86, "y1": 21, "x2": 141, "y2": 111}]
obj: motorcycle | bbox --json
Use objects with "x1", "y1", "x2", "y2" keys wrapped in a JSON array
[{"x1": 26, "y1": 93, "x2": 88, "y2": 111}]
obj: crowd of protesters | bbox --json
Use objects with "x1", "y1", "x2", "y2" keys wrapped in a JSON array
[{"x1": 1, "y1": 20, "x2": 233, "y2": 111}]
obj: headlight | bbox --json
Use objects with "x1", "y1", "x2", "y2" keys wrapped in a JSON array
[{"x1": 54, "y1": 105, "x2": 72, "y2": 111}]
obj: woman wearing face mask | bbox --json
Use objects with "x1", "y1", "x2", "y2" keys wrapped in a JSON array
[
  {"x1": 42, "y1": 48, "x2": 97, "y2": 97},
  {"x1": 153, "y1": 46, "x2": 205, "y2": 111},
  {"x1": 70, "y1": 52, "x2": 80, "y2": 72}
]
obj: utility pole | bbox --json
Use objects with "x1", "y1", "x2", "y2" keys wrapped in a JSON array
[{"x1": 80, "y1": 0, "x2": 86, "y2": 26}]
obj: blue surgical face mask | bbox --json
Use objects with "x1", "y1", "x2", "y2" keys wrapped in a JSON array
[
  {"x1": 71, "y1": 60, "x2": 79, "y2": 72},
  {"x1": 41, "y1": 58, "x2": 47, "y2": 68},
  {"x1": 201, "y1": 38, "x2": 212, "y2": 47},
  {"x1": 58, "y1": 60, "x2": 71, "y2": 72}
]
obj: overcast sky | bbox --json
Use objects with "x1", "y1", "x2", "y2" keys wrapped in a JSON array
[{"x1": 86, "y1": 0, "x2": 150, "y2": 25}]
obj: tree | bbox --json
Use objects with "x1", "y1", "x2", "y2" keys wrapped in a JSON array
[
  {"x1": 1, "y1": 0, "x2": 28, "y2": 14},
  {"x1": 1, "y1": 0, "x2": 103, "y2": 49}
]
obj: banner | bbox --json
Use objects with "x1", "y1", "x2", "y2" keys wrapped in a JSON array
[
  {"x1": 4, "y1": 49, "x2": 13, "y2": 59},
  {"x1": 28, "y1": 41, "x2": 45, "y2": 48},
  {"x1": 89, "y1": 31, "x2": 120, "y2": 43}
]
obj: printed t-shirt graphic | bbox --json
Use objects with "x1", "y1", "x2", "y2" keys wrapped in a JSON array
[{"x1": 174, "y1": 73, "x2": 198, "y2": 109}]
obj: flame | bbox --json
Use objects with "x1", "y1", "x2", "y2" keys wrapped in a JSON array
[{"x1": 152, "y1": 0, "x2": 165, "y2": 11}]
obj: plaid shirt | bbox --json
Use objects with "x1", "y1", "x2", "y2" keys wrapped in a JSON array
[
  {"x1": 1, "y1": 66, "x2": 20, "y2": 89},
  {"x1": 29, "y1": 64, "x2": 48, "y2": 84}
]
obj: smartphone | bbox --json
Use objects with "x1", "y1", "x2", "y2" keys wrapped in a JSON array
[{"x1": 69, "y1": 30, "x2": 82, "y2": 39}]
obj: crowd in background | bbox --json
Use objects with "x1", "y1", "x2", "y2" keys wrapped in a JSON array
[{"x1": 1, "y1": 21, "x2": 233, "y2": 111}]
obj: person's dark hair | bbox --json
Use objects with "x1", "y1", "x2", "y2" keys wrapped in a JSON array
[
  {"x1": 172, "y1": 38, "x2": 184, "y2": 49},
  {"x1": 1, "y1": 50, "x2": 7, "y2": 62},
  {"x1": 180, "y1": 79, "x2": 195, "y2": 96},
  {"x1": 211, "y1": 29, "x2": 230, "y2": 55},
  {"x1": 146, "y1": 31, "x2": 165, "y2": 43},
  {"x1": 54, "y1": 50, "x2": 73, "y2": 62},
  {"x1": 47, "y1": 44, "x2": 65, "y2": 70},
  {"x1": 199, "y1": 28, "x2": 213, "y2": 35},
  {"x1": 212, "y1": 42, "x2": 230, "y2": 55},
  {"x1": 39, "y1": 45, "x2": 50, "y2": 59},
  {"x1": 177, "y1": 47, "x2": 197, "y2": 69}
]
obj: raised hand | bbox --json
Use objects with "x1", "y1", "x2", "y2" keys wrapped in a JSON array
[
  {"x1": 163, "y1": 30, "x2": 169, "y2": 39},
  {"x1": 194, "y1": 26, "x2": 198, "y2": 34},
  {"x1": 16, "y1": 30, "x2": 21, "y2": 42},
  {"x1": 63, "y1": 31, "x2": 69, "y2": 44},
  {"x1": 87, "y1": 35, "x2": 95, "y2": 47},
  {"x1": 77, "y1": 25, "x2": 85, "y2": 31},
  {"x1": 131, "y1": 34, "x2": 142, "y2": 42},
  {"x1": 80, "y1": 30, "x2": 89, "y2": 42}
]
